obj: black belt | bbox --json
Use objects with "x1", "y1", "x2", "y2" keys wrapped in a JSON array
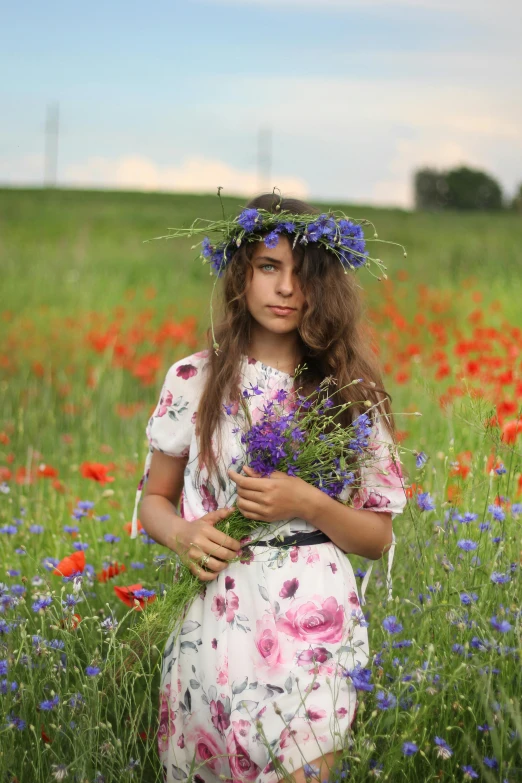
[{"x1": 251, "y1": 530, "x2": 331, "y2": 548}]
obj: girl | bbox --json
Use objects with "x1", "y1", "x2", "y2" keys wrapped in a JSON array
[{"x1": 133, "y1": 194, "x2": 407, "y2": 783}]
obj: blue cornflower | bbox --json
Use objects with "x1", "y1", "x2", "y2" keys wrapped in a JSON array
[
  {"x1": 141, "y1": 534, "x2": 157, "y2": 545},
  {"x1": 63, "y1": 525, "x2": 79, "y2": 534},
  {"x1": 7, "y1": 569, "x2": 20, "y2": 577},
  {"x1": 460, "y1": 592, "x2": 478, "y2": 605},
  {"x1": 346, "y1": 663, "x2": 374, "y2": 692},
  {"x1": 130, "y1": 561, "x2": 145, "y2": 569},
  {"x1": 491, "y1": 536, "x2": 503, "y2": 544},
  {"x1": 417, "y1": 492, "x2": 435, "y2": 512},
  {"x1": 402, "y1": 742, "x2": 418, "y2": 756},
  {"x1": 72, "y1": 541, "x2": 89, "y2": 551},
  {"x1": 461, "y1": 512, "x2": 478, "y2": 524},
  {"x1": 483, "y1": 757, "x2": 498, "y2": 769},
  {"x1": 85, "y1": 666, "x2": 100, "y2": 677},
  {"x1": 40, "y1": 694, "x2": 60, "y2": 711},
  {"x1": 62, "y1": 594, "x2": 78, "y2": 608},
  {"x1": 32, "y1": 596, "x2": 53, "y2": 613},
  {"x1": 237, "y1": 208, "x2": 262, "y2": 232},
  {"x1": 133, "y1": 588, "x2": 156, "y2": 600},
  {"x1": 0, "y1": 525, "x2": 18, "y2": 535},
  {"x1": 1, "y1": 679, "x2": 18, "y2": 695},
  {"x1": 96, "y1": 514, "x2": 110, "y2": 522},
  {"x1": 495, "y1": 464, "x2": 506, "y2": 475},
  {"x1": 478, "y1": 723, "x2": 492, "y2": 733},
  {"x1": 382, "y1": 616, "x2": 403, "y2": 634},
  {"x1": 491, "y1": 572, "x2": 510, "y2": 584},
  {"x1": 434, "y1": 736, "x2": 453, "y2": 759},
  {"x1": 303, "y1": 763, "x2": 319, "y2": 780},
  {"x1": 77, "y1": 501, "x2": 95, "y2": 510},
  {"x1": 0, "y1": 660, "x2": 8, "y2": 675},
  {"x1": 41, "y1": 557, "x2": 59, "y2": 571},
  {"x1": 511, "y1": 503, "x2": 522, "y2": 515},
  {"x1": 461, "y1": 765, "x2": 478, "y2": 779},
  {"x1": 263, "y1": 231, "x2": 280, "y2": 249},
  {"x1": 452, "y1": 643, "x2": 465, "y2": 655},
  {"x1": 103, "y1": 534, "x2": 120, "y2": 544},
  {"x1": 5, "y1": 713, "x2": 26, "y2": 730},
  {"x1": 415, "y1": 451, "x2": 428, "y2": 468},
  {"x1": 490, "y1": 616, "x2": 512, "y2": 632},
  {"x1": 479, "y1": 522, "x2": 490, "y2": 532},
  {"x1": 376, "y1": 691, "x2": 397, "y2": 710},
  {"x1": 29, "y1": 525, "x2": 44, "y2": 534},
  {"x1": 201, "y1": 236, "x2": 213, "y2": 258},
  {"x1": 45, "y1": 639, "x2": 65, "y2": 650},
  {"x1": 457, "y1": 539, "x2": 478, "y2": 552},
  {"x1": 69, "y1": 693, "x2": 85, "y2": 708},
  {"x1": 488, "y1": 504, "x2": 505, "y2": 522}
]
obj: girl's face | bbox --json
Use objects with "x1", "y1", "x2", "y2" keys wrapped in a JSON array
[{"x1": 245, "y1": 235, "x2": 305, "y2": 336}]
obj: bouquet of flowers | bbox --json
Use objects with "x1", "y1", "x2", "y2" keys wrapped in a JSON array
[{"x1": 109, "y1": 368, "x2": 397, "y2": 683}]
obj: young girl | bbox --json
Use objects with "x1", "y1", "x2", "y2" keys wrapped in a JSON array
[{"x1": 133, "y1": 194, "x2": 407, "y2": 783}]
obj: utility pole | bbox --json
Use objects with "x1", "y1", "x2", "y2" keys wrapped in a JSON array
[
  {"x1": 257, "y1": 126, "x2": 272, "y2": 193},
  {"x1": 44, "y1": 102, "x2": 59, "y2": 187}
]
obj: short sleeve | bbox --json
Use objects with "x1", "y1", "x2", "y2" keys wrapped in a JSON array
[
  {"x1": 130, "y1": 354, "x2": 205, "y2": 539},
  {"x1": 351, "y1": 415, "x2": 407, "y2": 520}
]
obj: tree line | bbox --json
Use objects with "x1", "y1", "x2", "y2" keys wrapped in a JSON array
[{"x1": 414, "y1": 166, "x2": 522, "y2": 212}]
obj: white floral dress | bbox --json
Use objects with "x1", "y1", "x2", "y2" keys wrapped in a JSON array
[{"x1": 131, "y1": 350, "x2": 407, "y2": 783}]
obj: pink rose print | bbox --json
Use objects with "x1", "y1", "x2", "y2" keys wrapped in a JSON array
[
  {"x1": 216, "y1": 654, "x2": 228, "y2": 685},
  {"x1": 176, "y1": 363, "x2": 198, "y2": 380},
  {"x1": 211, "y1": 591, "x2": 239, "y2": 623},
  {"x1": 210, "y1": 699, "x2": 230, "y2": 734},
  {"x1": 289, "y1": 546, "x2": 299, "y2": 563},
  {"x1": 328, "y1": 562, "x2": 338, "y2": 574},
  {"x1": 254, "y1": 614, "x2": 284, "y2": 668},
  {"x1": 187, "y1": 726, "x2": 224, "y2": 775},
  {"x1": 232, "y1": 719, "x2": 251, "y2": 738},
  {"x1": 226, "y1": 726, "x2": 261, "y2": 781},
  {"x1": 156, "y1": 389, "x2": 173, "y2": 417},
  {"x1": 225, "y1": 575, "x2": 235, "y2": 591},
  {"x1": 276, "y1": 595, "x2": 345, "y2": 644},
  {"x1": 336, "y1": 707, "x2": 348, "y2": 717},
  {"x1": 177, "y1": 733, "x2": 185, "y2": 749},
  {"x1": 306, "y1": 705, "x2": 327, "y2": 722},
  {"x1": 201, "y1": 482, "x2": 218, "y2": 513},
  {"x1": 279, "y1": 578, "x2": 299, "y2": 599},
  {"x1": 348, "y1": 590, "x2": 360, "y2": 608},
  {"x1": 158, "y1": 685, "x2": 176, "y2": 753},
  {"x1": 211, "y1": 638, "x2": 218, "y2": 649},
  {"x1": 296, "y1": 646, "x2": 331, "y2": 666},
  {"x1": 279, "y1": 717, "x2": 313, "y2": 749}
]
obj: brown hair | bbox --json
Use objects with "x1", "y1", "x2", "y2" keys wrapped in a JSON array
[{"x1": 194, "y1": 192, "x2": 395, "y2": 488}]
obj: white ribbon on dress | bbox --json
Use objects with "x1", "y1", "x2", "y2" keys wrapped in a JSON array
[{"x1": 359, "y1": 530, "x2": 396, "y2": 606}]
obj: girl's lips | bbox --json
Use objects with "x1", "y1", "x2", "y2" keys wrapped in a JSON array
[{"x1": 268, "y1": 306, "x2": 296, "y2": 316}]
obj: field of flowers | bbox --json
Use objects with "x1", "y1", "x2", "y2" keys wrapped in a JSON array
[{"x1": 0, "y1": 188, "x2": 521, "y2": 782}]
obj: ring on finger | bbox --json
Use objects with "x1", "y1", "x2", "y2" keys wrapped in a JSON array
[{"x1": 199, "y1": 553, "x2": 211, "y2": 568}]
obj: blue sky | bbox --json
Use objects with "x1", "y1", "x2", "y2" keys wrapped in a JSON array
[{"x1": 1, "y1": 0, "x2": 520, "y2": 207}]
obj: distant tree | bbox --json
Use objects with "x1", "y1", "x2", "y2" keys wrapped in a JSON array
[
  {"x1": 414, "y1": 168, "x2": 448, "y2": 211},
  {"x1": 511, "y1": 183, "x2": 522, "y2": 212},
  {"x1": 444, "y1": 166, "x2": 503, "y2": 210}
]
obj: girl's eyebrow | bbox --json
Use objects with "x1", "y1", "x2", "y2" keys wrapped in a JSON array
[{"x1": 256, "y1": 256, "x2": 296, "y2": 267}]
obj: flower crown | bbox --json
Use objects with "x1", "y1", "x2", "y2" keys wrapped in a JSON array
[
  {"x1": 151, "y1": 188, "x2": 407, "y2": 352},
  {"x1": 154, "y1": 194, "x2": 406, "y2": 281}
]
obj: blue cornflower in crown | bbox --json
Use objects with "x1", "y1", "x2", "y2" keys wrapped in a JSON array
[{"x1": 152, "y1": 188, "x2": 406, "y2": 281}]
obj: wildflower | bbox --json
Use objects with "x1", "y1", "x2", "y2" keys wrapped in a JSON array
[
  {"x1": 402, "y1": 741, "x2": 418, "y2": 756},
  {"x1": 130, "y1": 561, "x2": 145, "y2": 569},
  {"x1": 460, "y1": 512, "x2": 478, "y2": 523},
  {"x1": 51, "y1": 764, "x2": 69, "y2": 781},
  {"x1": 460, "y1": 592, "x2": 478, "y2": 605},
  {"x1": 132, "y1": 588, "x2": 156, "y2": 600},
  {"x1": 5, "y1": 712, "x2": 26, "y2": 730},
  {"x1": 103, "y1": 533, "x2": 120, "y2": 544},
  {"x1": 346, "y1": 664, "x2": 374, "y2": 692},
  {"x1": 85, "y1": 666, "x2": 101, "y2": 676},
  {"x1": 483, "y1": 756, "x2": 498, "y2": 769},
  {"x1": 461, "y1": 765, "x2": 479, "y2": 779},
  {"x1": 303, "y1": 763, "x2": 320, "y2": 780},
  {"x1": 63, "y1": 525, "x2": 79, "y2": 534},
  {"x1": 488, "y1": 504, "x2": 505, "y2": 522},
  {"x1": 29, "y1": 525, "x2": 44, "y2": 534},
  {"x1": 237, "y1": 208, "x2": 262, "y2": 232},
  {"x1": 415, "y1": 451, "x2": 428, "y2": 468},
  {"x1": 32, "y1": 596, "x2": 53, "y2": 613},
  {"x1": 490, "y1": 572, "x2": 510, "y2": 584},
  {"x1": 457, "y1": 539, "x2": 478, "y2": 552},
  {"x1": 0, "y1": 660, "x2": 7, "y2": 675},
  {"x1": 40, "y1": 694, "x2": 60, "y2": 710},
  {"x1": 72, "y1": 541, "x2": 89, "y2": 551},
  {"x1": 511, "y1": 503, "x2": 522, "y2": 515},
  {"x1": 434, "y1": 736, "x2": 453, "y2": 759},
  {"x1": 382, "y1": 616, "x2": 403, "y2": 634},
  {"x1": 490, "y1": 616, "x2": 512, "y2": 632},
  {"x1": 417, "y1": 492, "x2": 435, "y2": 511},
  {"x1": 376, "y1": 691, "x2": 397, "y2": 710}
]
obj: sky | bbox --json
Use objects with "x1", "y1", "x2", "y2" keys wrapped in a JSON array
[{"x1": 1, "y1": 0, "x2": 521, "y2": 208}]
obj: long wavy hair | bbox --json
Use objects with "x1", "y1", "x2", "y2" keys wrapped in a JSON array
[{"x1": 194, "y1": 192, "x2": 395, "y2": 488}]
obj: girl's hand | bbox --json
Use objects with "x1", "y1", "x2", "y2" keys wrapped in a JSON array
[
  {"x1": 227, "y1": 464, "x2": 310, "y2": 523},
  {"x1": 170, "y1": 507, "x2": 240, "y2": 582}
]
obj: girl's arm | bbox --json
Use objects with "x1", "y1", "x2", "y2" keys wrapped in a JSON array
[{"x1": 298, "y1": 484, "x2": 393, "y2": 560}]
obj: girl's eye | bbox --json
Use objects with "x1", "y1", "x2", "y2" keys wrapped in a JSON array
[{"x1": 261, "y1": 264, "x2": 276, "y2": 272}]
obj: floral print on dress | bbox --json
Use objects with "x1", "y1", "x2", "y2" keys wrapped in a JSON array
[{"x1": 132, "y1": 350, "x2": 408, "y2": 781}]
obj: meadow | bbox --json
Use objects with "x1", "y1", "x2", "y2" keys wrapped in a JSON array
[{"x1": 0, "y1": 187, "x2": 521, "y2": 782}]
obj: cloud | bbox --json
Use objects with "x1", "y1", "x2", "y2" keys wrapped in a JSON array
[{"x1": 61, "y1": 155, "x2": 310, "y2": 199}]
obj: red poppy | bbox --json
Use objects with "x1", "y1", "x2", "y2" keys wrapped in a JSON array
[
  {"x1": 501, "y1": 419, "x2": 522, "y2": 445},
  {"x1": 80, "y1": 461, "x2": 115, "y2": 484},
  {"x1": 114, "y1": 583, "x2": 156, "y2": 611},
  {"x1": 97, "y1": 562, "x2": 127, "y2": 583},
  {"x1": 41, "y1": 725, "x2": 52, "y2": 743},
  {"x1": 123, "y1": 519, "x2": 144, "y2": 535},
  {"x1": 53, "y1": 551, "x2": 86, "y2": 577},
  {"x1": 60, "y1": 613, "x2": 82, "y2": 631}
]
